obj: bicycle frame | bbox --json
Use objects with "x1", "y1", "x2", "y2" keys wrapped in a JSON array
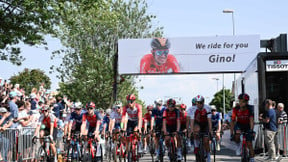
[
  {"x1": 68, "y1": 133, "x2": 81, "y2": 160},
  {"x1": 194, "y1": 132, "x2": 207, "y2": 162},
  {"x1": 240, "y1": 132, "x2": 249, "y2": 162},
  {"x1": 35, "y1": 136, "x2": 53, "y2": 161},
  {"x1": 164, "y1": 132, "x2": 177, "y2": 162},
  {"x1": 127, "y1": 131, "x2": 140, "y2": 162}
]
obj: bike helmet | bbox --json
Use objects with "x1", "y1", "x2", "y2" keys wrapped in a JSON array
[
  {"x1": 238, "y1": 93, "x2": 249, "y2": 101},
  {"x1": 126, "y1": 94, "x2": 136, "y2": 101},
  {"x1": 106, "y1": 108, "x2": 112, "y2": 115},
  {"x1": 191, "y1": 97, "x2": 197, "y2": 106},
  {"x1": 86, "y1": 102, "x2": 96, "y2": 109},
  {"x1": 195, "y1": 95, "x2": 205, "y2": 103},
  {"x1": 210, "y1": 105, "x2": 217, "y2": 111},
  {"x1": 114, "y1": 100, "x2": 122, "y2": 107},
  {"x1": 154, "y1": 98, "x2": 163, "y2": 105},
  {"x1": 73, "y1": 102, "x2": 82, "y2": 109},
  {"x1": 146, "y1": 105, "x2": 153, "y2": 111},
  {"x1": 151, "y1": 38, "x2": 171, "y2": 50},
  {"x1": 167, "y1": 98, "x2": 176, "y2": 107},
  {"x1": 180, "y1": 104, "x2": 187, "y2": 109}
]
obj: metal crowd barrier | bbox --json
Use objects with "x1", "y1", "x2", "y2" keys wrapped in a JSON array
[
  {"x1": 0, "y1": 127, "x2": 38, "y2": 161},
  {"x1": 277, "y1": 123, "x2": 288, "y2": 156}
]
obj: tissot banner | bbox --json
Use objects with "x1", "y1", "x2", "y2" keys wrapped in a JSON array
[{"x1": 118, "y1": 35, "x2": 260, "y2": 74}]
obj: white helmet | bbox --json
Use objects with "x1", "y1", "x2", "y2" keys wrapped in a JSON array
[
  {"x1": 210, "y1": 105, "x2": 217, "y2": 111},
  {"x1": 106, "y1": 108, "x2": 112, "y2": 115},
  {"x1": 73, "y1": 102, "x2": 82, "y2": 109},
  {"x1": 154, "y1": 98, "x2": 163, "y2": 105},
  {"x1": 114, "y1": 101, "x2": 122, "y2": 107}
]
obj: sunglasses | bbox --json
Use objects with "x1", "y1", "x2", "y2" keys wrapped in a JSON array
[
  {"x1": 196, "y1": 102, "x2": 204, "y2": 105},
  {"x1": 127, "y1": 100, "x2": 135, "y2": 104},
  {"x1": 168, "y1": 105, "x2": 175, "y2": 108},
  {"x1": 42, "y1": 110, "x2": 49, "y2": 112},
  {"x1": 87, "y1": 107, "x2": 94, "y2": 110},
  {"x1": 212, "y1": 110, "x2": 216, "y2": 112},
  {"x1": 75, "y1": 109, "x2": 81, "y2": 111},
  {"x1": 153, "y1": 49, "x2": 169, "y2": 56},
  {"x1": 116, "y1": 106, "x2": 121, "y2": 109}
]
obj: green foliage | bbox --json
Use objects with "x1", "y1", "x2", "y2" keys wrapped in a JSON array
[
  {"x1": 52, "y1": 0, "x2": 162, "y2": 109},
  {"x1": 9, "y1": 68, "x2": 51, "y2": 95},
  {"x1": 209, "y1": 89, "x2": 233, "y2": 113},
  {"x1": 0, "y1": 0, "x2": 60, "y2": 65}
]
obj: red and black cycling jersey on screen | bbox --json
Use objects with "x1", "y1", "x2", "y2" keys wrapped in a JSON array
[
  {"x1": 163, "y1": 108, "x2": 180, "y2": 126},
  {"x1": 140, "y1": 54, "x2": 180, "y2": 73},
  {"x1": 82, "y1": 111, "x2": 102, "y2": 127},
  {"x1": 231, "y1": 105, "x2": 254, "y2": 125}
]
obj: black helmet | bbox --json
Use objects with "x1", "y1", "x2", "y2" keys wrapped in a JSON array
[
  {"x1": 151, "y1": 38, "x2": 171, "y2": 50},
  {"x1": 238, "y1": 93, "x2": 249, "y2": 101}
]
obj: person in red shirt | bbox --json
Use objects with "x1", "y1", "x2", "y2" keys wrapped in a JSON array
[
  {"x1": 140, "y1": 38, "x2": 180, "y2": 73},
  {"x1": 163, "y1": 98, "x2": 182, "y2": 161},
  {"x1": 143, "y1": 105, "x2": 153, "y2": 153},
  {"x1": 230, "y1": 93, "x2": 255, "y2": 160},
  {"x1": 80, "y1": 102, "x2": 102, "y2": 141},
  {"x1": 180, "y1": 104, "x2": 189, "y2": 133}
]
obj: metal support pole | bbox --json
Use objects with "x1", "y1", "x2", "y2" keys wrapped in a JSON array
[{"x1": 223, "y1": 74, "x2": 225, "y2": 115}]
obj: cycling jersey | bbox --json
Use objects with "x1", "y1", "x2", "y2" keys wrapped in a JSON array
[
  {"x1": 144, "y1": 112, "x2": 152, "y2": 125},
  {"x1": 190, "y1": 104, "x2": 212, "y2": 123},
  {"x1": 122, "y1": 103, "x2": 142, "y2": 122},
  {"x1": 110, "y1": 111, "x2": 122, "y2": 124},
  {"x1": 100, "y1": 115, "x2": 110, "y2": 132},
  {"x1": 69, "y1": 110, "x2": 85, "y2": 131},
  {"x1": 231, "y1": 105, "x2": 254, "y2": 125},
  {"x1": 211, "y1": 112, "x2": 221, "y2": 129},
  {"x1": 82, "y1": 111, "x2": 102, "y2": 128},
  {"x1": 180, "y1": 111, "x2": 188, "y2": 125},
  {"x1": 151, "y1": 106, "x2": 166, "y2": 128},
  {"x1": 163, "y1": 108, "x2": 180, "y2": 126},
  {"x1": 140, "y1": 54, "x2": 180, "y2": 73},
  {"x1": 38, "y1": 113, "x2": 57, "y2": 129}
]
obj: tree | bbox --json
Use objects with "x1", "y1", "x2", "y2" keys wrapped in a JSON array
[
  {"x1": 209, "y1": 89, "x2": 233, "y2": 113},
  {"x1": 51, "y1": 0, "x2": 162, "y2": 109},
  {"x1": 9, "y1": 68, "x2": 51, "y2": 95},
  {"x1": 0, "y1": 0, "x2": 60, "y2": 65}
]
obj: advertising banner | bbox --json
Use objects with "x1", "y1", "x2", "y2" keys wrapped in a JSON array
[
  {"x1": 266, "y1": 60, "x2": 288, "y2": 72},
  {"x1": 118, "y1": 35, "x2": 260, "y2": 74}
]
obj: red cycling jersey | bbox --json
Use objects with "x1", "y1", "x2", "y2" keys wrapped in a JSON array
[
  {"x1": 140, "y1": 54, "x2": 180, "y2": 73},
  {"x1": 38, "y1": 113, "x2": 57, "y2": 129},
  {"x1": 231, "y1": 105, "x2": 254, "y2": 125},
  {"x1": 82, "y1": 111, "x2": 102, "y2": 127},
  {"x1": 122, "y1": 103, "x2": 142, "y2": 122},
  {"x1": 144, "y1": 112, "x2": 152, "y2": 123},
  {"x1": 163, "y1": 109, "x2": 180, "y2": 126},
  {"x1": 180, "y1": 111, "x2": 187, "y2": 125},
  {"x1": 192, "y1": 105, "x2": 211, "y2": 123}
]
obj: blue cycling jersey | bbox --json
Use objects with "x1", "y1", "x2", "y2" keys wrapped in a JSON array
[
  {"x1": 151, "y1": 106, "x2": 166, "y2": 127},
  {"x1": 211, "y1": 112, "x2": 221, "y2": 129},
  {"x1": 100, "y1": 115, "x2": 110, "y2": 132},
  {"x1": 69, "y1": 110, "x2": 85, "y2": 131}
]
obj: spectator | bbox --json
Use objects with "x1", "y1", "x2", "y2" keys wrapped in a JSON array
[
  {"x1": 53, "y1": 96, "x2": 64, "y2": 118},
  {"x1": 261, "y1": 99, "x2": 278, "y2": 161},
  {"x1": 30, "y1": 93, "x2": 37, "y2": 110},
  {"x1": 17, "y1": 100, "x2": 33, "y2": 128},
  {"x1": 0, "y1": 107, "x2": 13, "y2": 161},
  {"x1": 275, "y1": 103, "x2": 287, "y2": 156},
  {"x1": 8, "y1": 91, "x2": 19, "y2": 128}
]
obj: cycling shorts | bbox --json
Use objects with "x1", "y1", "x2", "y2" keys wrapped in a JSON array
[
  {"x1": 166, "y1": 124, "x2": 177, "y2": 133},
  {"x1": 234, "y1": 123, "x2": 253, "y2": 142},
  {"x1": 127, "y1": 120, "x2": 138, "y2": 136},
  {"x1": 194, "y1": 122, "x2": 209, "y2": 137}
]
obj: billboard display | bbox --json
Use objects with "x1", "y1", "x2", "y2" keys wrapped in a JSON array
[{"x1": 118, "y1": 35, "x2": 260, "y2": 74}]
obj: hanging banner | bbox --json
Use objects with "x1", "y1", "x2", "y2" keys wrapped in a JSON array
[{"x1": 118, "y1": 35, "x2": 260, "y2": 74}]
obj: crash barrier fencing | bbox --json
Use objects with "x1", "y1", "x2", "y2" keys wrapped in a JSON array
[{"x1": 0, "y1": 127, "x2": 39, "y2": 161}]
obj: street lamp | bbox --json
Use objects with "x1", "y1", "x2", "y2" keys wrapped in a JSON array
[
  {"x1": 223, "y1": 9, "x2": 237, "y2": 104},
  {"x1": 222, "y1": 9, "x2": 235, "y2": 36},
  {"x1": 212, "y1": 78, "x2": 219, "y2": 92}
]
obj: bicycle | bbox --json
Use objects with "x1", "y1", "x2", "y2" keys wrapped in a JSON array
[
  {"x1": 155, "y1": 130, "x2": 165, "y2": 162},
  {"x1": 179, "y1": 131, "x2": 188, "y2": 162},
  {"x1": 238, "y1": 132, "x2": 250, "y2": 162},
  {"x1": 105, "y1": 132, "x2": 113, "y2": 161},
  {"x1": 67, "y1": 133, "x2": 82, "y2": 162},
  {"x1": 164, "y1": 132, "x2": 178, "y2": 162},
  {"x1": 82, "y1": 133, "x2": 103, "y2": 162},
  {"x1": 147, "y1": 132, "x2": 155, "y2": 162},
  {"x1": 210, "y1": 131, "x2": 217, "y2": 162},
  {"x1": 127, "y1": 130, "x2": 141, "y2": 162},
  {"x1": 194, "y1": 132, "x2": 209, "y2": 162},
  {"x1": 33, "y1": 136, "x2": 55, "y2": 162}
]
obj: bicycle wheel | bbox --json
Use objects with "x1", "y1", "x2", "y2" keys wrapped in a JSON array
[
  {"x1": 169, "y1": 138, "x2": 176, "y2": 162},
  {"x1": 149, "y1": 137, "x2": 155, "y2": 162},
  {"x1": 159, "y1": 138, "x2": 164, "y2": 162},
  {"x1": 182, "y1": 137, "x2": 187, "y2": 162},
  {"x1": 241, "y1": 146, "x2": 249, "y2": 162},
  {"x1": 36, "y1": 146, "x2": 47, "y2": 162},
  {"x1": 212, "y1": 139, "x2": 216, "y2": 162}
]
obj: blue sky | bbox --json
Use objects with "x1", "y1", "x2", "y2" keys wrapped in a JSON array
[{"x1": 1, "y1": 0, "x2": 288, "y2": 106}]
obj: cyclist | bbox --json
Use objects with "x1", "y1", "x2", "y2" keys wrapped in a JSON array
[
  {"x1": 150, "y1": 98, "x2": 165, "y2": 161},
  {"x1": 109, "y1": 101, "x2": 122, "y2": 134},
  {"x1": 210, "y1": 105, "x2": 221, "y2": 151},
  {"x1": 180, "y1": 104, "x2": 189, "y2": 133},
  {"x1": 140, "y1": 38, "x2": 180, "y2": 73},
  {"x1": 32, "y1": 105, "x2": 58, "y2": 161},
  {"x1": 121, "y1": 94, "x2": 143, "y2": 154},
  {"x1": 163, "y1": 98, "x2": 182, "y2": 161},
  {"x1": 230, "y1": 93, "x2": 255, "y2": 162},
  {"x1": 100, "y1": 108, "x2": 111, "y2": 137},
  {"x1": 143, "y1": 105, "x2": 153, "y2": 153},
  {"x1": 186, "y1": 97, "x2": 197, "y2": 150},
  {"x1": 189, "y1": 95, "x2": 212, "y2": 162},
  {"x1": 67, "y1": 102, "x2": 84, "y2": 140},
  {"x1": 80, "y1": 102, "x2": 102, "y2": 141}
]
